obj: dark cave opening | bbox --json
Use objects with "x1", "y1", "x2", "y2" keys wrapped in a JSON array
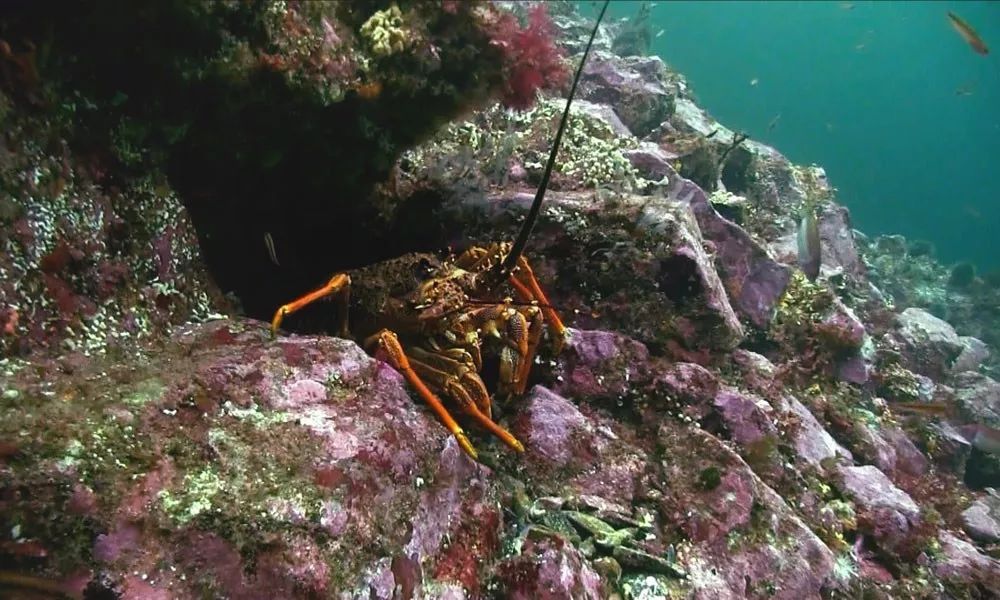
[
  {"x1": 720, "y1": 146, "x2": 755, "y2": 196},
  {"x1": 658, "y1": 254, "x2": 704, "y2": 306}
]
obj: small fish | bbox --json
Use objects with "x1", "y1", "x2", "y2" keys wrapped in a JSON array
[
  {"x1": 962, "y1": 204, "x2": 982, "y2": 219},
  {"x1": 892, "y1": 401, "x2": 955, "y2": 417},
  {"x1": 825, "y1": 122, "x2": 835, "y2": 132},
  {"x1": 955, "y1": 83, "x2": 976, "y2": 96},
  {"x1": 655, "y1": 29, "x2": 665, "y2": 38},
  {"x1": 749, "y1": 77, "x2": 759, "y2": 86},
  {"x1": 796, "y1": 204, "x2": 821, "y2": 281},
  {"x1": 353, "y1": 80, "x2": 383, "y2": 100},
  {"x1": 767, "y1": 113, "x2": 782, "y2": 132},
  {"x1": 839, "y1": 2, "x2": 855, "y2": 10},
  {"x1": 264, "y1": 232, "x2": 280, "y2": 267},
  {"x1": 947, "y1": 11, "x2": 989, "y2": 55}
]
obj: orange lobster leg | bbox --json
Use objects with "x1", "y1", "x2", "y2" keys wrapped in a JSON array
[
  {"x1": 367, "y1": 329, "x2": 482, "y2": 459},
  {"x1": 513, "y1": 256, "x2": 568, "y2": 353},
  {"x1": 271, "y1": 273, "x2": 350, "y2": 337}
]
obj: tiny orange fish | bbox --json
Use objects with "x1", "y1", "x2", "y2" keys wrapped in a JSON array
[
  {"x1": 353, "y1": 80, "x2": 383, "y2": 100},
  {"x1": 947, "y1": 11, "x2": 989, "y2": 56}
]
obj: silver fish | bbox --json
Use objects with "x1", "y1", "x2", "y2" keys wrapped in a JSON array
[
  {"x1": 797, "y1": 206, "x2": 821, "y2": 281},
  {"x1": 264, "y1": 232, "x2": 280, "y2": 266}
]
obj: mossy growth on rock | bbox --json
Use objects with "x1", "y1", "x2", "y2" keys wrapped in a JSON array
[{"x1": 402, "y1": 97, "x2": 640, "y2": 192}]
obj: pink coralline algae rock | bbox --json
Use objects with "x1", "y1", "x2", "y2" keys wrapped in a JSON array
[
  {"x1": 552, "y1": 328, "x2": 650, "y2": 400},
  {"x1": 514, "y1": 386, "x2": 597, "y2": 466},
  {"x1": 730, "y1": 350, "x2": 779, "y2": 395},
  {"x1": 713, "y1": 388, "x2": 777, "y2": 446},
  {"x1": 932, "y1": 531, "x2": 1000, "y2": 597},
  {"x1": 460, "y1": 190, "x2": 744, "y2": 351},
  {"x1": 817, "y1": 204, "x2": 866, "y2": 280},
  {"x1": 894, "y1": 307, "x2": 964, "y2": 378},
  {"x1": 877, "y1": 426, "x2": 929, "y2": 478},
  {"x1": 834, "y1": 465, "x2": 922, "y2": 557},
  {"x1": 815, "y1": 297, "x2": 867, "y2": 351},
  {"x1": 573, "y1": 99, "x2": 633, "y2": 138},
  {"x1": 666, "y1": 174, "x2": 792, "y2": 328},
  {"x1": 578, "y1": 52, "x2": 676, "y2": 137},
  {"x1": 657, "y1": 427, "x2": 835, "y2": 597},
  {"x1": 511, "y1": 386, "x2": 645, "y2": 503},
  {"x1": 651, "y1": 360, "x2": 720, "y2": 422},
  {"x1": 0, "y1": 318, "x2": 509, "y2": 597},
  {"x1": 778, "y1": 395, "x2": 853, "y2": 467},
  {"x1": 624, "y1": 141, "x2": 677, "y2": 181},
  {"x1": 494, "y1": 536, "x2": 606, "y2": 600}
]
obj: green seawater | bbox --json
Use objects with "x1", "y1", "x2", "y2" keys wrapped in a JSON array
[{"x1": 584, "y1": 0, "x2": 1000, "y2": 271}]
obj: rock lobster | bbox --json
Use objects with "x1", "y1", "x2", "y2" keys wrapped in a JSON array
[{"x1": 271, "y1": 2, "x2": 609, "y2": 460}]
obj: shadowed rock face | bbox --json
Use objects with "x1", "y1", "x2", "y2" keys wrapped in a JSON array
[{"x1": 1, "y1": 0, "x2": 520, "y2": 331}]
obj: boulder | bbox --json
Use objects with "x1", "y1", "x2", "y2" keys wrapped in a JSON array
[
  {"x1": 894, "y1": 308, "x2": 964, "y2": 378},
  {"x1": 952, "y1": 372, "x2": 1000, "y2": 427},
  {"x1": 578, "y1": 51, "x2": 676, "y2": 137},
  {"x1": 961, "y1": 489, "x2": 1000, "y2": 543},
  {"x1": 833, "y1": 465, "x2": 922, "y2": 558}
]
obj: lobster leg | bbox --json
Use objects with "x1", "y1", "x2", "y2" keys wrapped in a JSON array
[
  {"x1": 409, "y1": 346, "x2": 491, "y2": 417},
  {"x1": 407, "y1": 353, "x2": 524, "y2": 453},
  {"x1": 512, "y1": 255, "x2": 568, "y2": 353},
  {"x1": 271, "y1": 273, "x2": 350, "y2": 337},
  {"x1": 366, "y1": 329, "x2": 525, "y2": 460}
]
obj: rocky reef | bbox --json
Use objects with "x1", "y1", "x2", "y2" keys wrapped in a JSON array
[{"x1": 1, "y1": 2, "x2": 999, "y2": 599}]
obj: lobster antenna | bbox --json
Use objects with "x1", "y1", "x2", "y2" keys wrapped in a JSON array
[{"x1": 495, "y1": 0, "x2": 610, "y2": 283}]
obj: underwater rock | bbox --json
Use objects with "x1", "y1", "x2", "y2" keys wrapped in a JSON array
[
  {"x1": 726, "y1": 351, "x2": 854, "y2": 466},
  {"x1": 623, "y1": 141, "x2": 676, "y2": 181},
  {"x1": 850, "y1": 424, "x2": 928, "y2": 481},
  {"x1": 712, "y1": 389, "x2": 777, "y2": 447},
  {"x1": 952, "y1": 372, "x2": 1000, "y2": 428},
  {"x1": 578, "y1": 51, "x2": 676, "y2": 137},
  {"x1": 817, "y1": 204, "x2": 866, "y2": 280},
  {"x1": 666, "y1": 172, "x2": 793, "y2": 329},
  {"x1": 894, "y1": 307, "x2": 964, "y2": 378},
  {"x1": 493, "y1": 535, "x2": 606, "y2": 600},
  {"x1": 815, "y1": 297, "x2": 867, "y2": 350},
  {"x1": 510, "y1": 385, "x2": 646, "y2": 505},
  {"x1": 729, "y1": 350, "x2": 779, "y2": 395},
  {"x1": 953, "y1": 336, "x2": 991, "y2": 374},
  {"x1": 878, "y1": 426, "x2": 930, "y2": 478},
  {"x1": 0, "y1": 318, "x2": 505, "y2": 596},
  {"x1": 552, "y1": 329, "x2": 651, "y2": 401},
  {"x1": 930, "y1": 421, "x2": 975, "y2": 477},
  {"x1": 778, "y1": 395, "x2": 854, "y2": 467},
  {"x1": 651, "y1": 361, "x2": 721, "y2": 422},
  {"x1": 771, "y1": 203, "x2": 866, "y2": 283},
  {"x1": 572, "y1": 99, "x2": 634, "y2": 138},
  {"x1": 833, "y1": 465, "x2": 922, "y2": 558},
  {"x1": 931, "y1": 531, "x2": 1000, "y2": 597},
  {"x1": 656, "y1": 426, "x2": 836, "y2": 597},
  {"x1": 0, "y1": 99, "x2": 220, "y2": 359},
  {"x1": 961, "y1": 488, "x2": 1000, "y2": 543}
]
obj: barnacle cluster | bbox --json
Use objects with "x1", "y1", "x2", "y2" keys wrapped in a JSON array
[{"x1": 404, "y1": 97, "x2": 639, "y2": 190}]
